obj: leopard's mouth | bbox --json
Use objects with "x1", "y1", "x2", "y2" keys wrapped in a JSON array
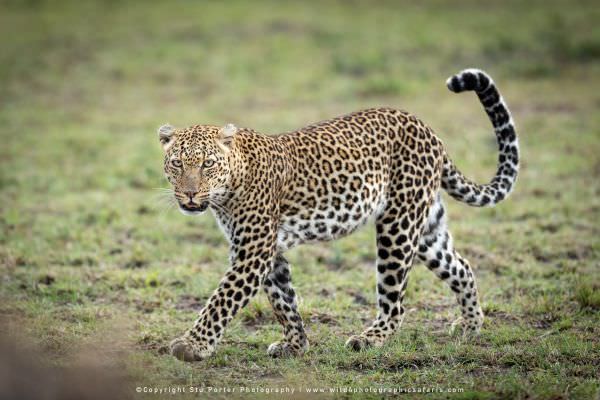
[{"x1": 179, "y1": 201, "x2": 209, "y2": 215}]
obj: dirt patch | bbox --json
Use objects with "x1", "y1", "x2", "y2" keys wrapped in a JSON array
[
  {"x1": 123, "y1": 258, "x2": 148, "y2": 269},
  {"x1": 175, "y1": 295, "x2": 205, "y2": 312},
  {"x1": 564, "y1": 246, "x2": 593, "y2": 261},
  {"x1": 134, "y1": 300, "x2": 161, "y2": 314},
  {"x1": 418, "y1": 301, "x2": 453, "y2": 314},
  {"x1": 485, "y1": 309, "x2": 521, "y2": 324},
  {"x1": 462, "y1": 245, "x2": 510, "y2": 274},
  {"x1": 241, "y1": 308, "x2": 273, "y2": 331},
  {"x1": 539, "y1": 223, "x2": 561, "y2": 233},
  {"x1": 532, "y1": 244, "x2": 594, "y2": 264},
  {"x1": 464, "y1": 364, "x2": 515, "y2": 378},
  {"x1": 346, "y1": 289, "x2": 370, "y2": 306},
  {"x1": 68, "y1": 257, "x2": 97, "y2": 267},
  {"x1": 138, "y1": 334, "x2": 169, "y2": 355},
  {"x1": 309, "y1": 312, "x2": 339, "y2": 326},
  {"x1": 38, "y1": 274, "x2": 56, "y2": 286},
  {"x1": 0, "y1": 253, "x2": 29, "y2": 269},
  {"x1": 257, "y1": 370, "x2": 285, "y2": 380},
  {"x1": 530, "y1": 313, "x2": 559, "y2": 330},
  {"x1": 410, "y1": 317, "x2": 454, "y2": 336}
]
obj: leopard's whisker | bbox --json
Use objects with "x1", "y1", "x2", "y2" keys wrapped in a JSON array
[{"x1": 153, "y1": 187, "x2": 174, "y2": 194}]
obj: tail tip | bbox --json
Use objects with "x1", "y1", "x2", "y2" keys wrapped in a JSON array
[{"x1": 446, "y1": 68, "x2": 493, "y2": 93}]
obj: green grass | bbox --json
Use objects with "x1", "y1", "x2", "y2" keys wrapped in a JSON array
[{"x1": 1, "y1": 0, "x2": 599, "y2": 399}]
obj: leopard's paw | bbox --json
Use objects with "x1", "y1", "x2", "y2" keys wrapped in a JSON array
[
  {"x1": 450, "y1": 316, "x2": 483, "y2": 337},
  {"x1": 345, "y1": 335, "x2": 372, "y2": 352},
  {"x1": 169, "y1": 336, "x2": 213, "y2": 362},
  {"x1": 267, "y1": 341, "x2": 305, "y2": 358}
]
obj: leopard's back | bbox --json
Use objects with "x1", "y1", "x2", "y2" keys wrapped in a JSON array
[{"x1": 276, "y1": 107, "x2": 445, "y2": 250}]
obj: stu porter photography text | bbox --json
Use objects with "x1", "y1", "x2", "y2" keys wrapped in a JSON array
[{"x1": 136, "y1": 385, "x2": 465, "y2": 395}]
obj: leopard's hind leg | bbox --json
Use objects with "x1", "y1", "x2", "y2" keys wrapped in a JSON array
[
  {"x1": 346, "y1": 189, "x2": 433, "y2": 351},
  {"x1": 263, "y1": 253, "x2": 308, "y2": 357},
  {"x1": 417, "y1": 195, "x2": 484, "y2": 334}
]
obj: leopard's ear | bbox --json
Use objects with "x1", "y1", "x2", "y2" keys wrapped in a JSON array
[
  {"x1": 158, "y1": 124, "x2": 175, "y2": 151},
  {"x1": 217, "y1": 123, "x2": 238, "y2": 150}
]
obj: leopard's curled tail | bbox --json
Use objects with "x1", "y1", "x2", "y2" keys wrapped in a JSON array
[{"x1": 442, "y1": 68, "x2": 520, "y2": 207}]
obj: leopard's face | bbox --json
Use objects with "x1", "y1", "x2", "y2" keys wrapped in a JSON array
[{"x1": 158, "y1": 124, "x2": 235, "y2": 216}]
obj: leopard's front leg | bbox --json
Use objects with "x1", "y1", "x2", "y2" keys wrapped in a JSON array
[{"x1": 170, "y1": 215, "x2": 277, "y2": 362}]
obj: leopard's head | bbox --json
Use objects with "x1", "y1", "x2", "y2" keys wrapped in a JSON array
[{"x1": 158, "y1": 123, "x2": 238, "y2": 215}]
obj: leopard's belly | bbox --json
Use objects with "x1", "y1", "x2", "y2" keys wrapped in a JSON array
[{"x1": 277, "y1": 189, "x2": 387, "y2": 251}]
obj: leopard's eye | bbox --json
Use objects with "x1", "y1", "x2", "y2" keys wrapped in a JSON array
[
  {"x1": 203, "y1": 159, "x2": 215, "y2": 168},
  {"x1": 171, "y1": 159, "x2": 183, "y2": 168}
]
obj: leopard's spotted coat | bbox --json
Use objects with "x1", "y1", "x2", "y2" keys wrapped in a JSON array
[{"x1": 158, "y1": 69, "x2": 519, "y2": 361}]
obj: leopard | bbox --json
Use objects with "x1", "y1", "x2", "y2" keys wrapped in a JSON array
[{"x1": 158, "y1": 69, "x2": 519, "y2": 362}]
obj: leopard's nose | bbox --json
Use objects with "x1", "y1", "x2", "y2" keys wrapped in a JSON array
[{"x1": 184, "y1": 191, "x2": 198, "y2": 201}]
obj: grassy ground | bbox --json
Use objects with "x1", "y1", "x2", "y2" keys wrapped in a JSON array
[{"x1": 1, "y1": 0, "x2": 599, "y2": 399}]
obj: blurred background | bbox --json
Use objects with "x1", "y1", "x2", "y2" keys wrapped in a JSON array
[{"x1": 1, "y1": 1, "x2": 599, "y2": 399}]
